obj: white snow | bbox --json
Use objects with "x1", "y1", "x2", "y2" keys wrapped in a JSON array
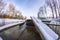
[
  {"x1": 0, "y1": 18, "x2": 25, "y2": 32},
  {"x1": 0, "y1": 18, "x2": 25, "y2": 25},
  {"x1": 0, "y1": 37, "x2": 3, "y2": 40},
  {"x1": 42, "y1": 18, "x2": 60, "y2": 22},
  {"x1": 0, "y1": 21, "x2": 24, "y2": 31}
]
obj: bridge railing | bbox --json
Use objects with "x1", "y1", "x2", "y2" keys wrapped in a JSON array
[{"x1": 31, "y1": 17, "x2": 59, "y2": 40}]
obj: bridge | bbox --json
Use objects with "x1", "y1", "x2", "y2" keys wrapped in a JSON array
[{"x1": 0, "y1": 17, "x2": 60, "y2": 40}]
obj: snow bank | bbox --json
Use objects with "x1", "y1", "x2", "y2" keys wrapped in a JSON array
[{"x1": 0, "y1": 18, "x2": 25, "y2": 26}]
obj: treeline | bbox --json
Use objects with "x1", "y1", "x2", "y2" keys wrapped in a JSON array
[
  {"x1": 0, "y1": 0, "x2": 26, "y2": 19},
  {"x1": 38, "y1": 0, "x2": 60, "y2": 18}
]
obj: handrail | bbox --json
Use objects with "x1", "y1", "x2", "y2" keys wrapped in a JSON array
[
  {"x1": 0, "y1": 21, "x2": 25, "y2": 32},
  {"x1": 31, "y1": 17, "x2": 59, "y2": 40}
]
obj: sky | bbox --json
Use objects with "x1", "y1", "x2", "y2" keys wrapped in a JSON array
[{"x1": 7, "y1": 0, "x2": 45, "y2": 18}]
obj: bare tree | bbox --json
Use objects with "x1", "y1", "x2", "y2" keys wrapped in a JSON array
[
  {"x1": 46, "y1": 0, "x2": 60, "y2": 18},
  {"x1": 52, "y1": 0, "x2": 58, "y2": 18},
  {"x1": 45, "y1": 0, "x2": 55, "y2": 18},
  {"x1": 38, "y1": 7, "x2": 43, "y2": 18},
  {"x1": 6, "y1": 3, "x2": 24, "y2": 19},
  {"x1": 38, "y1": 6, "x2": 47, "y2": 18},
  {"x1": 0, "y1": 0, "x2": 6, "y2": 25},
  {"x1": 6, "y1": 3, "x2": 16, "y2": 18},
  {"x1": 57, "y1": 0, "x2": 60, "y2": 18},
  {"x1": 0, "y1": 0, "x2": 6, "y2": 16}
]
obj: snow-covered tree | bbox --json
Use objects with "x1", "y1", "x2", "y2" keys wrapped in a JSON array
[{"x1": 0, "y1": 0, "x2": 6, "y2": 17}]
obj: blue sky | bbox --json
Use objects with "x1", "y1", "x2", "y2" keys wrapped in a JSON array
[{"x1": 7, "y1": 0, "x2": 45, "y2": 18}]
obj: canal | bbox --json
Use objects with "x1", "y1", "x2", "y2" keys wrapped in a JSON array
[{"x1": 0, "y1": 22, "x2": 42, "y2": 40}]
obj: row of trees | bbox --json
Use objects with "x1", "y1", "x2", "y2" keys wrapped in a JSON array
[
  {"x1": 0, "y1": 0, "x2": 26, "y2": 19},
  {"x1": 38, "y1": 0, "x2": 60, "y2": 18}
]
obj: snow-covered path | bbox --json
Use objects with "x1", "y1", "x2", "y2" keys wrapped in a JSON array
[
  {"x1": 0, "y1": 18, "x2": 25, "y2": 26},
  {"x1": 0, "y1": 18, "x2": 25, "y2": 32}
]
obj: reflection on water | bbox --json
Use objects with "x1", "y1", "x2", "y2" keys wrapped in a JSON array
[
  {"x1": 47, "y1": 21, "x2": 60, "y2": 36},
  {"x1": 0, "y1": 24, "x2": 42, "y2": 40},
  {"x1": 18, "y1": 26, "x2": 42, "y2": 40},
  {"x1": 48, "y1": 25, "x2": 60, "y2": 36},
  {"x1": 0, "y1": 25, "x2": 20, "y2": 40}
]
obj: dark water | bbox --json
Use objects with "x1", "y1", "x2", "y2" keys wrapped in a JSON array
[
  {"x1": 18, "y1": 26, "x2": 42, "y2": 40},
  {"x1": 0, "y1": 24, "x2": 42, "y2": 40}
]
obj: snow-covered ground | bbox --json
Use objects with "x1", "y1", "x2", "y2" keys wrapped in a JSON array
[
  {"x1": 0, "y1": 37, "x2": 3, "y2": 40},
  {"x1": 0, "y1": 18, "x2": 25, "y2": 26},
  {"x1": 41, "y1": 18, "x2": 60, "y2": 22},
  {"x1": 0, "y1": 19, "x2": 25, "y2": 40},
  {"x1": 0, "y1": 18, "x2": 25, "y2": 32}
]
